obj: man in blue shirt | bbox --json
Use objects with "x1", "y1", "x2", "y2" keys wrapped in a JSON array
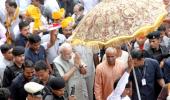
[
  {"x1": 25, "y1": 34, "x2": 47, "y2": 64},
  {"x1": 15, "y1": 21, "x2": 30, "y2": 47},
  {"x1": 129, "y1": 48, "x2": 165, "y2": 100}
]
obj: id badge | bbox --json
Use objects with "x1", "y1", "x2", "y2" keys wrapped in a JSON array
[{"x1": 142, "y1": 78, "x2": 146, "y2": 86}]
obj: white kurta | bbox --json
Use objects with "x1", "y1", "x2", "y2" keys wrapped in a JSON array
[
  {"x1": 15, "y1": 0, "x2": 31, "y2": 13},
  {"x1": 53, "y1": 55, "x2": 88, "y2": 100},
  {"x1": 41, "y1": 33, "x2": 66, "y2": 64},
  {"x1": 0, "y1": 22, "x2": 7, "y2": 46},
  {"x1": 0, "y1": 52, "x2": 13, "y2": 86},
  {"x1": 73, "y1": 45, "x2": 96, "y2": 100},
  {"x1": 44, "y1": 0, "x2": 60, "y2": 12}
]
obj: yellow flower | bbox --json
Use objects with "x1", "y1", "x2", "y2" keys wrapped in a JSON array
[
  {"x1": 26, "y1": 5, "x2": 42, "y2": 30},
  {"x1": 52, "y1": 8, "x2": 65, "y2": 20},
  {"x1": 61, "y1": 17, "x2": 75, "y2": 28}
]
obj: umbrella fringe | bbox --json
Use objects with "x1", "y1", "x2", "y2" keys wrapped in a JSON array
[{"x1": 70, "y1": 12, "x2": 167, "y2": 50}]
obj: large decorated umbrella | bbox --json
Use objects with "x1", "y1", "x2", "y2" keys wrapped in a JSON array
[
  {"x1": 70, "y1": 1, "x2": 167, "y2": 99},
  {"x1": 70, "y1": 0, "x2": 167, "y2": 48}
]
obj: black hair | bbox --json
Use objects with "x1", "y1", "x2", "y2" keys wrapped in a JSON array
[
  {"x1": 12, "y1": 46, "x2": 25, "y2": 56},
  {"x1": 130, "y1": 48, "x2": 144, "y2": 59},
  {"x1": 0, "y1": 88, "x2": 10, "y2": 100},
  {"x1": 28, "y1": 34, "x2": 41, "y2": 44},
  {"x1": 39, "y1": 0, "x2": 45, "y2": 5},
  {"x1": 6, "y1": 0, "x2": 17, "y2": 8},
  {"x1": 125, "y1": 82, "x2": 130, "y2": 88},
  {"x1": 19, "y1": 21, "x2": 29, "y2": 30},
  {"x1": 23, "y1": 60, "x2": 34, "y2": 70},
  {"x1": 157, "y1": 24, "x2": 166, "y2": 32},
  {"x1": 0, "y1": 44, "x2": 12, "y2": 54},
  {"x1": 35, "y1": 60, "x2": 48, "y2": 72}
]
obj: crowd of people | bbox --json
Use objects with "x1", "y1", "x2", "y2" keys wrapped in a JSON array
[{"x1": 0, "y1": 0, "x2": 170, "y2": 100}]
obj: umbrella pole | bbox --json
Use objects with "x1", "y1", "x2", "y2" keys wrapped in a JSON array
[
  {"x1": 132, "y1": 67, "x2": 141, "y2": 100},
  {"x1": 126, "y1": 44, "x2": 141, "y2": 100}
]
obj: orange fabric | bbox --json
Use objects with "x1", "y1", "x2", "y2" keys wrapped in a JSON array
[{"x1": 94, "y1": 60, "x2": 126, "y2": 100}]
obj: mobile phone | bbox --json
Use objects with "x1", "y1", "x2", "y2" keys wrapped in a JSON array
[{"x1": 70, "y1": 85, "x2": 75, "y2": 96}]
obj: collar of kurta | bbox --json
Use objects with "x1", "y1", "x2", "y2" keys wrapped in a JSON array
[{"x1": 5, "y1": 7, "x2": 20, "y2": 27}]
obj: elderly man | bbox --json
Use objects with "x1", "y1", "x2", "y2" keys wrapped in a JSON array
[
  {"x1": 95, "y1": 47, "x2": 127, "y2": 100},
  {"x1": 72, "y1": 3, "x2": 84, "y2": 27},
  {"x1": 53, "y1": 43, "x2": 88, "y2": 100}
]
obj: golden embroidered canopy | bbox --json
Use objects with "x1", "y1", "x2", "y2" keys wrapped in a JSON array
[{"x1": 70, "y1": 0, "x2": 168, "y2": 48}]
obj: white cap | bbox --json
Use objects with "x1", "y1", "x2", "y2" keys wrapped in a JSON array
[{"x1": 24, "y1": 82, "x2": 44, "y2": 94}]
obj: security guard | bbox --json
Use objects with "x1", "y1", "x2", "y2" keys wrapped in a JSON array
[
  {"x1": 129, "y1": 49, "x2": 165, "y2": 100},
  {"x1": 146, "y1": 31, "x2": 169, "y2": 63},
  {"x1": 146, "y1": 31, "x2": 169, "y2": 98}
]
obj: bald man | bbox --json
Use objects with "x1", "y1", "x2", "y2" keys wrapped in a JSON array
[
  {"x1": 53, "y1": 43, "x2": 88, "y2": 100},
  {"x1": 94, "y1": 47, "x2": 127, "y2": 100}
]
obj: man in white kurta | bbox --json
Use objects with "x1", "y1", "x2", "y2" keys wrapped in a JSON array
[
  {"x1": 74, "y1": 45, "x2": 98, "y2": 100},
  {"x1": 53, "y1": 43, "x2": 88, "y2": 100}
]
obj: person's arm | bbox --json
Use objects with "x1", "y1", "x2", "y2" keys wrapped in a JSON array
[
  {"x1": 107, "y1": 71, "x2": 130, "y2": 100},
  {"x1": 2, "y1": 67, "x2": 12, "y2": 87},
  {"x1": 157, "y1": 79, "x2": 165, "y2": 88},
  {"x1": 0, "y1": 23, "x2": 6, "y2": 46},
  {"x1": 107, "y1": 58, "x2": 133, "y2": 100},
  {"x1": 68, "y1": 95, "x2": 76, "y2": 100},
  {"x1": 46, "y1": 58, "x2": 53, "y2": 74},
  {"x1": 157, "y1": 85, "x2": 168, "y2": 100},
  {"x1": 46, "y1": 29, "x2": 57, "y2": 49},
  {"x1": 62, "y1": 66, "x2": 78, "y2": 81},
  {"x1": 93, "y1": 53, "x2": 99, "y2": 68},
  {"x1": 62, "y1": 53, "x2": 82, "y2": 81},
  {"x1": 9, "y1": 81, "x2": 18, "y2": 100},
  {"x1": 94, "y1": 66, "x2": 103, "y2": 100},
  {"x1": 154, "y1": 60, "x2": 165, "y2": 87},
  {"x1": 53, "y1": 53, "x2": 81, "y2": 81},
  {"x1": 0, "y1": 31, "x2": 6, "y2": 46}
]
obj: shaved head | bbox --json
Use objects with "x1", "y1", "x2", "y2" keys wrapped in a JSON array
[
  {"x1": 105, "y1": 47, "x2": 117, "y2": 66},
  {"x1": 105, "y1": 47, "x2": 116, "y2": 54}
]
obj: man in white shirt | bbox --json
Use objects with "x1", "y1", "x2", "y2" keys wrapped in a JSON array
[
  {"x1": 44, "y1": 0, "x2": 60, "y2": 20},
  {"x1": 0, "y1": 44, "x2": 13, "y2": 86},
  {"x1": 15, "y1": 0, "x2": 31, "y2": 13},
  {"x1": 44, "y1": 0, "x2": 60, "y2": 12},
  {"x1": 0, "y1": 22, "x2": 7, "y2": 46},
  {"x1": 0, "y1": 0, "x2": 6, "y2": 23},
  {"x1": 41, "y1": 31, "x2": 66, "y2": 65}
]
